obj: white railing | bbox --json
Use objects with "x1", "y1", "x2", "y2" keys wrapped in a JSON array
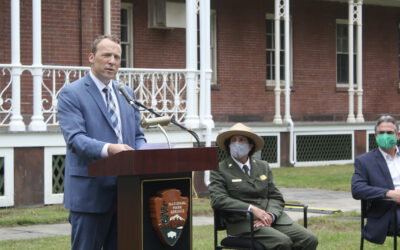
[
  {"x1": 0, "y1": 64, "x2": 194, "y2": 128},
  {"x1": 117, "y1": 68, "x2": 188, "y2": 123},
  {"x1": 41, "y1": 66, "x2": 90, "y2": 126},
  {"x1": 0, "y1": 66, "x2": 13, "y2": 126}
]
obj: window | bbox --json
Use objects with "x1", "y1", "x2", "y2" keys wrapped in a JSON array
[
  {"x1": 397, "y1": 23, "x2": 400, "y2": 82},
  {"x1": 121, "y1": 3, "x2": 134, "y2": 68},
  {"x1": 336, "y1": 20, "x2": 357, "y2": 85},
  {"x1": 197, "y1": 10, "x2": 218, "y2": 85},
  {"x1": 265, "y1": 14, "x2": 292, "y2": 87}
]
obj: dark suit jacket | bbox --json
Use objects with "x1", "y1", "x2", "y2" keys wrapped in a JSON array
[
  {"x1": 57, "y1": 74, "x2": 146, "y2": 213},
  {"x1": 209, "y1": 156, "x2": 293, "y2": 236},
  {"x1": 352, "y1": 148, "x2": 399, "y2": 244}
]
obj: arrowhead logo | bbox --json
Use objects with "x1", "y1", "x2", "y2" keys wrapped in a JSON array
[{"x1": 149, "y1": 189, "x2": 189, "y2": 246}]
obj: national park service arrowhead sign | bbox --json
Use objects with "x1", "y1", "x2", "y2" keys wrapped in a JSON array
[{"x1": 149, "y1": 189, "x2": 189, "y2": 246}]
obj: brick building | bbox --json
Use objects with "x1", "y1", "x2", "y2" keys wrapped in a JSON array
[{"x1": 0, "y1": 0, "x2": 400, "y2": 206}]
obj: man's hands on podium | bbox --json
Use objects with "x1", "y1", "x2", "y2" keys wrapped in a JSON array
[{"x1": 108, "y1": 144, "x2": 134, "y2": 156}]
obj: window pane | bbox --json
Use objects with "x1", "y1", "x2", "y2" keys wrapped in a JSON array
[
  {"x1": 121, "y1": 9, "x2": 127, "y2": 25},
  {"x1": 336, "y1": 22, "x2": 357, "y2": 84},
  {"x1": 266, "y1": 36, "x2": 272, "y2": 49},
  {"x1": 266, "y1": 17, "x2": 286, "y2": 82},
  {"x1": 267, "y1": 57, "x2": 272, "y2": 79},
  {"x1": 121, "y1": 26, "x2": 128, "y2": 42},
  {"x1": 121, "y1": 44, "x2": 127, "y2": 68},
  {"x1": 337, "y1": 54, "x2": 348, "y2": 83}
]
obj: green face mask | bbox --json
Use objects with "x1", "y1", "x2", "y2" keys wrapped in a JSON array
[{"x1": 376, "y1": 133, "x2": 398, "y2": 150}]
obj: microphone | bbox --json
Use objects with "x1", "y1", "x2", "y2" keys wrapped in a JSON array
[
  {"x1": 141, "y1": 116, "x2": 171, "y2": 128},
  {"x1": 117, "y1": 83, "x2": 201, "y2": 147},
  {"x1": 117, "y1": 83, "x2": 135, "y2": 104}
]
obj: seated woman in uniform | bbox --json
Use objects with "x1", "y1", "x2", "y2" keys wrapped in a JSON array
[{"x1": 209, "y1": 123, "x2": 318, "y2": 250}]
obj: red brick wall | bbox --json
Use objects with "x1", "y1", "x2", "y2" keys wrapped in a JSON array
[
  {"x1": 0, "y1": 0, "x2": 11, "y2": 64},
  {"x1": 131, "y1": 0, "x2": 186, "y2": 69},
  {"x1": 362, "y1": 5, "x2": 400, "y2": 120},
  {"x1": 0, "y1": 0, "x2": 108, "y2": 122},
  {"x1": 211, "y1": 0, "x2": 400, "y2": 122},
  {"x1": 212, "y1": 0, "x2": 271, "y2": 122},
  {"x1": 1, "y1": 0, "x2": 400, "y2": 123}
]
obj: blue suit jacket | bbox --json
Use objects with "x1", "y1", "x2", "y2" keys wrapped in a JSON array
[
  {"x1": 57, "y1": 74, "x2": 146, "y2": 213},
  {"x1": 351, "y1": 148, "x2": 399, "y2": 244}
]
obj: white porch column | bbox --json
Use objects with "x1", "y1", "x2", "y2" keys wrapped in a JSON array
[
  {"x1": 347, "y1": 0, "x2": 356, "y2": 123},
  {"x1": 355, "y1": 0, "x2": 364, "y2": 122},
  {"x1": 283, "y1": 0, "x2": 292, "y2": 123},
  {"x1": 273, "y1": 0, "x2": 282, "y2": 124},
  {"x1": 104, "y1": 0, "x2": 111, "y2": 35},
  {"x1": 199, "y1": 0, "x2": 214, "y2": 144},
  {"x1": 28, "y1": 0, "x2": 46, "y2": 131},
  {"x1": 9, "y1": 0, "x2": 25, "y2": 131},
  {"x1": 185, "y1": 0, "x2": 199, "y2": 129}
]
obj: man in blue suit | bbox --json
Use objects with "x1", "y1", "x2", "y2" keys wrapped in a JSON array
[
  {"x1": 352, "y1": 115, "x2": 400, "y2": 244},
  {"x1": 58, "y1": 35, "x2": 146, "y2": 250}
]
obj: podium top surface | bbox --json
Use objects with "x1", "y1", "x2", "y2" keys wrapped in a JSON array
[{"x1": 88, "y1": 147, "x2": 219, "y2": 176}]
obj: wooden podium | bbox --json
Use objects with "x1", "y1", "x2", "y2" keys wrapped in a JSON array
[{"x1": 88, "y1": 147, "x2": 218, "y2": 250}]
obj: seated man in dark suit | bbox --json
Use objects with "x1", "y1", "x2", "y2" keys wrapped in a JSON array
[{"x1": 352, "y1": 115, "x2": 400, "y2": 244}]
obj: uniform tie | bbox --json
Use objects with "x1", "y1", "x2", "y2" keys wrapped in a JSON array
[
  {"x1": 243, "y1": 165, "x2": 249, "y2": 176},
  {"x1": 103, "y1": 86, "x2": 122, "y2": 144}
]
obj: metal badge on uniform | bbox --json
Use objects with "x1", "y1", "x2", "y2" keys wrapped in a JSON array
[
  {"x1": 259, "y1": 175, "x2": 267, "y2": 181},
  {"x1": 232, "y1": 179, "x2": 242, "y2": 182},
  {"x1": 228, "y1": 163, "x2": 233, "y2": 168}
]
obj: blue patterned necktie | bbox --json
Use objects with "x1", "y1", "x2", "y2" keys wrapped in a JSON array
[{"x1": 103, "y1": 86, "x2": 122, "y2": 144}]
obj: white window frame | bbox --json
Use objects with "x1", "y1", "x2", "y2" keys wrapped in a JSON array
[
  {"x1": 0, "y1": 148, "x2": 14, "y2": 207},
  {"x1": 265, "y1": 13, "x2": 293, "y2": 87},
  {"x1": 44, "y1": 147, "x2": 66, "y2": 205},
  {"x1": 210, "y1": 10, "x2": 217, "y2": 85},
  {"x1": 121, "y1": 3, "x2": 134, "y2": 68},
  {"x1": 336, "y1": 19, "x2": 357, "y2": 88}
]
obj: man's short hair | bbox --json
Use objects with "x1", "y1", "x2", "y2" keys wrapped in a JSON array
[
  {"x1": 91, "y1": 35, "x2": 121, "y2": 55},
  {"x1": 375, "y1": 115, "x2": 399, "y2": 133}
]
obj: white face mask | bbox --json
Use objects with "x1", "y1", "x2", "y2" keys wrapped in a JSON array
[{"x1": 230, "y1": 142, "x2": 251, "y2": 159}]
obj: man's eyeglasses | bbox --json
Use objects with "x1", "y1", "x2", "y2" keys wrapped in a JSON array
[{"x1": 377, "y1": 131, "x2": 396, "y2": 135}]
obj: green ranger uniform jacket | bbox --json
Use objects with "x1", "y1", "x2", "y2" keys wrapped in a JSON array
[{"x1": 209, "y1": 156, "x2": 293, "y2": 236}]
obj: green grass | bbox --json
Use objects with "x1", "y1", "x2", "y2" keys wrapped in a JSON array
[
  {"x1": 0, "y1": 213, "x2": 397, "y2": 250},
  {"x1": 0, "y1": 205, "x2": 68, "y2": 227},
  {"x1": 1, "y1": 164, "x2": 396, "y2": 249},
  {"x1": 272, "y1": 164, "x2": 354, "y2": 191},
  {"x1": 192, "y1": 198, "x2": 213, "y2": 216}
]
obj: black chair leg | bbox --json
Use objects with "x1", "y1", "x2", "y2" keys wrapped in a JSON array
[{"x1": 360, "y1": 237, "x2": 363, "y2": 250}]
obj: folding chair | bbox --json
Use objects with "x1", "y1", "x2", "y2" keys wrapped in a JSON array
[
  {"x1": 214, "y1": 204, "x2": 308, "y2": 250},
  {"x1": 360, "y1": 199, "x2": 398, "y2": 250}
]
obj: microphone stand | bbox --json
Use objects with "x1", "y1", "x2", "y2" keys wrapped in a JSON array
[{"x1": 130, "y1": 100, "x2": 201, "y2": 148}]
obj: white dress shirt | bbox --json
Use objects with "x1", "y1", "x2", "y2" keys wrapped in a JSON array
[
  {"x1": 90, "y1": 71, "x2": 123, "y2": 157},
  {"x1": 232, "y1": 157, "x2": 251, "y2": 176},
  {"x1": 379, "y1": 147, "x2": 400, "y2": 190}
]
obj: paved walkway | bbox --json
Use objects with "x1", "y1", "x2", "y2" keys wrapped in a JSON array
[{"x1": 0, "y1": 188, "x2": 360, "y2": 241}]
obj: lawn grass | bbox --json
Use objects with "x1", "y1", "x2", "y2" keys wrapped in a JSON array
[
  {"x1": 0, "y1": 213, "x2": 396, "y2": 250},
  {"x1": 2, "y1": 164, "x2": 395, "y2": 249},
  {"x1": 272, "y1": 164, "x2": 354, "y2": 191},
  {"x1": 0, "y1": 205, "x2": 69, "y2": 227}
]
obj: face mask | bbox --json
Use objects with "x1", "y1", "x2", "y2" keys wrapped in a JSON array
[
  {"x1": 376, "y1": 133, "x2": 398, "y2": 150},
  {"x1": 230, "y1": 142, "x2": 251, "y2": 159}
]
